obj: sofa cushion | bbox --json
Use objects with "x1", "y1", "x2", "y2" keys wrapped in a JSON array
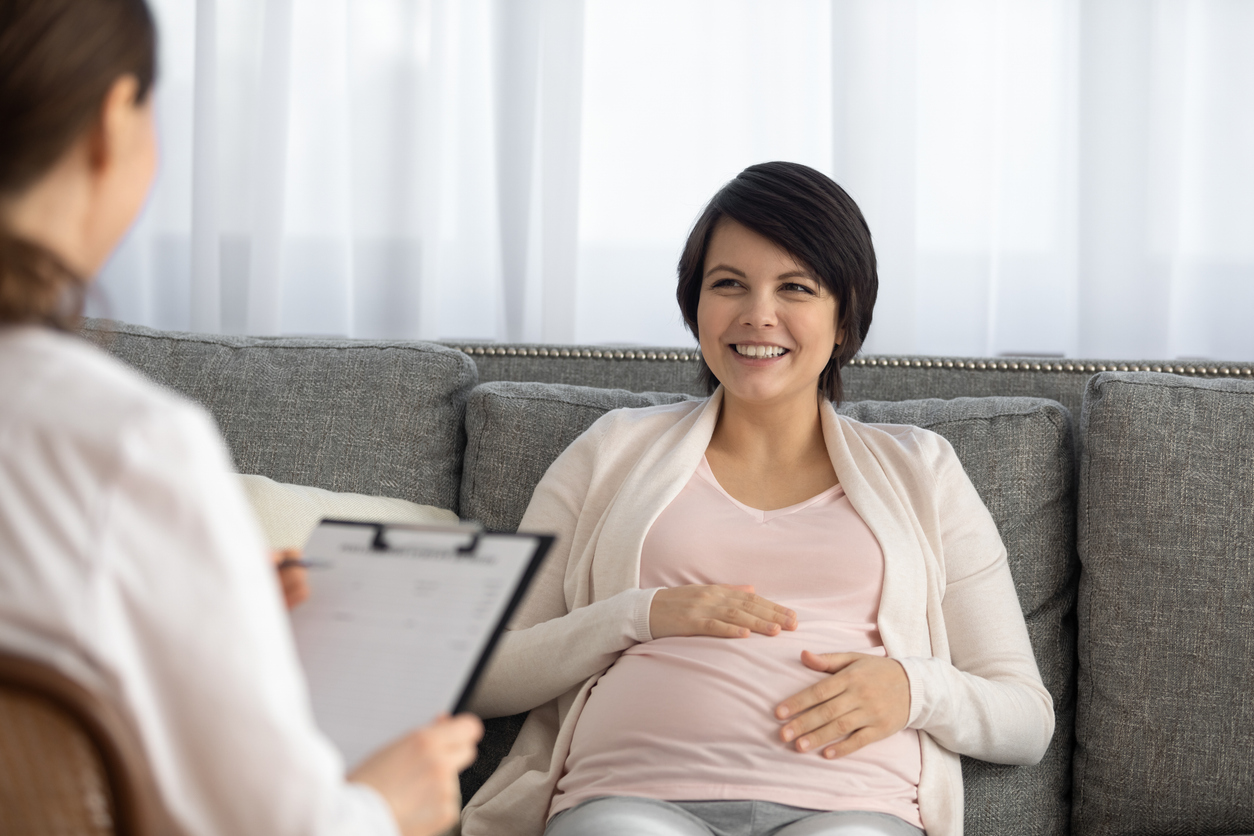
[
  {"x1": 1073, "y1": 372, "x2": 1254, "y2": 836},
  {"x1": 81, "y1": 319, "x2": 476, "y2": 513},
  {"x1": 462, "y1": 382, "x2": 1077, "y2": 836},
  {"x1": 238, "y1": 474, "x2": 458, "y2": 550}
]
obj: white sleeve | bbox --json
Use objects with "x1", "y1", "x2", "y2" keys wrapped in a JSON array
[
  {"x1": 469, "y1": 417, "x2": 657, "y2": 719},
  {"x1": 91, "y1": 401, "x2": 399, "y2": 836},
  {"x1": 895, "y1": 435, "x2": 1055, "y2": 766}
]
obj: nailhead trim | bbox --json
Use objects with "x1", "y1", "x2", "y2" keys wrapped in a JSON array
[
  {"x1": 449, "y1": 345, "x2": 1253, "y2": 378},
  {"x1": 453, "y1": 345, "x2": 702, "y2": 362},
  {"x1": 845, "y1": 357, "x2": 1252, "y2": 377}
]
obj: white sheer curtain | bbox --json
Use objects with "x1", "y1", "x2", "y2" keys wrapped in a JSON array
[{"x1": 93, "y1": 0, "x2": 1254, "y2": 360}]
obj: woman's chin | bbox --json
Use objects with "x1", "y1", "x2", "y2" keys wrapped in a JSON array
[{"x1": 720, "y1": 378, "x2": 816, "y2": 408}]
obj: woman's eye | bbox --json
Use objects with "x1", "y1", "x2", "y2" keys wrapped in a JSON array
[
  {"x1": 710, "y1": 278, "x2": 742, "y2": 289},
  {"x1": 783, "y1": 282, "x2": 816, "y2": 294}
]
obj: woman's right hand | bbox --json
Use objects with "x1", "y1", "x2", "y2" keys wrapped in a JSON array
[
  {"x1": 649, "y1": 584, "x2": 797, "y2": 639},
  {"x1": 349, "y1": 713, "x2": 483, "y2": 836}
]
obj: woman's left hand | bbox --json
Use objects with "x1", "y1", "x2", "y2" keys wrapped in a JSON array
[{"x1": 774, "y1": 651, "x2": 910, "y2": 758}]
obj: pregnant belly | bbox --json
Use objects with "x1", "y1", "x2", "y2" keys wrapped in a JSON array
[{"x1": 556, "y1": 618, "x2": 922, "y2": 812}]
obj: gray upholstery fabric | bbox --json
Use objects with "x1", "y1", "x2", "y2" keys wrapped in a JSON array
[
  {"x1": 80, "y1": 318, "x2": 476, "y2": 513},
  {"x1": 462, "y1": 383, "x2": 1077, "y2": 836},
  {"x1": 446, "y1": 341, "x2": 1254, "y2": 416},
  {"x1": 460, "y1": 383, "x2": 697, "y2": 531},
  {"x1": 845, "y1": 365, "x2": 1092, "y2": 417},
  {"x1": 1073, "y1": 372, "x2": 1254, "y2": 836}
]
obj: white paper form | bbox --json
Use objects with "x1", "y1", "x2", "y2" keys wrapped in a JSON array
[{"x1": 290, "y1": 521, "x2": 549, "y2": 768}]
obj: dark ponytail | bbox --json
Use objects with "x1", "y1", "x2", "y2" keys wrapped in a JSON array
[
  {"x1": 0, "y1": 236, "x2": 84, "y2": 329},
  {"x1": 0, "y1": 0, "x2": 156, "y2": 329}
]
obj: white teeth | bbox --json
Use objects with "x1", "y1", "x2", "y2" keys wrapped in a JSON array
[{"x1": 734, "y1": 344, "x2": 786, "y2": 358}]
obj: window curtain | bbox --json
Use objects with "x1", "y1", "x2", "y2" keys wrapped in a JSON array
[{"x1": 93, "y1": 0, "x2": 1254, "y2": 361}]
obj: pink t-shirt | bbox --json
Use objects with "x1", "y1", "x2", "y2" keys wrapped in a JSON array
[{"x1": 551, "y1": 457, "x2": 922, "y2": 827}]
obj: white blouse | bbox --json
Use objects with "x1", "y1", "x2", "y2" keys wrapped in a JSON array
[{"x1": 0, "y1": 326, "x2": 397, "y2": 836}]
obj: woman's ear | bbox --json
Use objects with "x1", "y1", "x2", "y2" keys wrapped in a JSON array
[
  {"x1": 837, "y1": 290, "x2": 856, "y2": 350},
  {"x1": 79, "y1": 73, "x2": 156, "y2": 276},
  {"x1": 87, "y1": 75, "x2": 144, "y2": 174}
]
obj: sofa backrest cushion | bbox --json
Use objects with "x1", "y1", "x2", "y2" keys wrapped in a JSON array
[
  {"x1": 81, "y1": 319, "x2": 476, "y2": 513},
  {"x1": 1073, "y1": 372, "x2": 1254, "y2": 836},
  {"x1": 462, "y1": 382, "x2": 1078, "y2": 836}
]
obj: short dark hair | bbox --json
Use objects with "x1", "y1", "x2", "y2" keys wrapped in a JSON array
[
  {"x1": 0, "y1": 0, "x2": 157, "y2": 329},
  {"x1": 676, "y1": 161, "x2": 878, "y2": 404}
]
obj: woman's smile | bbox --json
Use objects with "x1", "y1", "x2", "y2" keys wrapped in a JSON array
[{"x1": 732, "y1": 343, "x2": 789, "y2": 360}]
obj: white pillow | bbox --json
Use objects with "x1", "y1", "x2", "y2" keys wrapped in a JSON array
[{"x1": 238, "y1": 474, "x2": 460, "y2": 550}]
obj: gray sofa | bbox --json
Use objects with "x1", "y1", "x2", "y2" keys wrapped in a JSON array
[{"x1": 79, "y1": 318, "x2": 1254, "y2": 836}]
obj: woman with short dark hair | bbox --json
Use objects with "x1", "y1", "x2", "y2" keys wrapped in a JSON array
[
  {"x1": 0, "y1": 2, "x2": 480, "y2": 834},
  {"x1": 676, "y1": 161, "x2": 879, "y2": 404},
  {"x1": 465, "y1": 162, "x2": 1052, "y2": 836}
]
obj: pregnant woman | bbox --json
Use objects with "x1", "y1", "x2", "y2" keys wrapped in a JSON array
[{"x1": 463, "y1": 162, "x2": 1053, "y2": 836}]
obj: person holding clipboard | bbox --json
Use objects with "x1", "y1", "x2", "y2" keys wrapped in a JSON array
[{"x1": 0, "y1": 2, "x2": 480, "y2": 835}]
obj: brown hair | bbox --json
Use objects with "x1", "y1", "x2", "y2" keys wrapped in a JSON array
[
  {"x1": 676, "y1": 161, "x2": 878, "y2": 404},
  {"x1": 0, "y1": 0, "x2": 156, "y2": 329}
]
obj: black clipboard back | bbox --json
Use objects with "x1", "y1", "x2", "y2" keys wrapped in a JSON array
[{"x1": 451, "y1": 533, "x2": 554, "y2": 714}]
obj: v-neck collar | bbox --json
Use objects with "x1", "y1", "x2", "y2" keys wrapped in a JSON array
[{"x1": 695, "y1": 455, "x2": 844, "y2": 523}]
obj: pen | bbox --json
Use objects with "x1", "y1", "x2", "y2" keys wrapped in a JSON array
[{"x1": 277, "y1": 558, "x2": 312, "y2": 571}]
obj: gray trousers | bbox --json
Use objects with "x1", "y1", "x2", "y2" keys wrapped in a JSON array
[{"x1": 544, "y1": 796, "x2": 925, "y2": 836}]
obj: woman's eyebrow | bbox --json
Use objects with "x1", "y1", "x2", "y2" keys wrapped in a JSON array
[
  {"x1": 703, "y1": 265, "x2": 815, "y2": 280},
  {"x1": 704, "y1": 264, "x2": 746, "y2": 278}
]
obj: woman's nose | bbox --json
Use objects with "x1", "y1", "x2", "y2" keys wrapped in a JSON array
[{"x1": 739, "y1": 290, "x2": 778, "y2": 328}]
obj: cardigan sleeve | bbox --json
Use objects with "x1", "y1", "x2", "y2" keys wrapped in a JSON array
[
  {"x1": 895, "y1": 433, "x2": 1055, "y2": 765},
  {"x1": 468, "y1": 416, "x2": 657, "y2": 719}
]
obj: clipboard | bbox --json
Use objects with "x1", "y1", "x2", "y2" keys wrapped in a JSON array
[{"x1": 289, "y1": 519, "x2": 552, "y2": 768}]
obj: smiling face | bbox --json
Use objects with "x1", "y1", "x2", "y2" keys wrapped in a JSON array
[{"x1": 696, "y1": 219, "x2": 844, "y2": 408}]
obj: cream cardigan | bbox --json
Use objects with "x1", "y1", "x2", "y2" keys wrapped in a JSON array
[{"x1": 463, "y1": 390, "x2": 1053, "y2": 836}]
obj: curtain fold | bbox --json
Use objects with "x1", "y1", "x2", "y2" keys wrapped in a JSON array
[
  {"x1": 244, "y1": 0, "x2": 292, "y2": 336},
  {"x1": 538, "y1": 0, "x2": 584, "y2": 344},
  {"x1": 90, "y1": 0, "x2": 1254, "y2": 361},
  {"x1": 492, "y1": 0, "x2": 541, "y2": 343},
  {"x1": 189, "y1": 0, "x2": 219, "y2": 332}
]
